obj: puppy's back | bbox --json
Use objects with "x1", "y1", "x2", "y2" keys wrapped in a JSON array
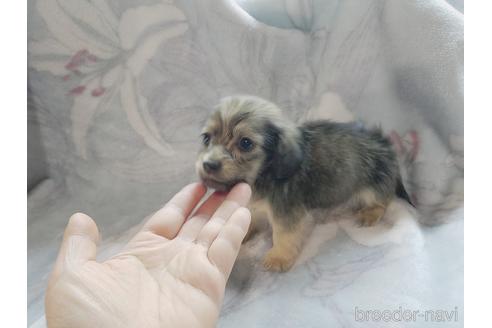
[{"x1": 298, "y1": 120, "x2": 400, "y2": 207}]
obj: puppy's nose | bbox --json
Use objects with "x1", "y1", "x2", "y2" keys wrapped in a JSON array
[{"x1": 203, "y1": 160, "x2": 222, "y2": 173}]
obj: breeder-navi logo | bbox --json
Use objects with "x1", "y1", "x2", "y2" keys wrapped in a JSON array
[{"x1": 354, "y1": 306, "x2": 459, "y2": 323}]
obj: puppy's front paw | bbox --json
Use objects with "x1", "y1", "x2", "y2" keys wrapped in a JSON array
[{"x1": 263, "y1": 249, "x2": 296, "y2": 272}]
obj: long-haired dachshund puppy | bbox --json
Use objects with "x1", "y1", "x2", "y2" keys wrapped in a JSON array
[{"x1": 195, "y1": 96, "x2": 412, "y2": 272}]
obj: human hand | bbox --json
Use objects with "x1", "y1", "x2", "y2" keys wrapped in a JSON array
[{"x1": 45, "y1": 183, "x2": 252, "y2": 328}]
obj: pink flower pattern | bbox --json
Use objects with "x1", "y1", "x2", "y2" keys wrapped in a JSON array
[
  {"x1": 389, "y1": 130, "x2": 420, "y2": 205},
  {"x1": 63, "y1": 49, "x2": 106, "y2": 97}
]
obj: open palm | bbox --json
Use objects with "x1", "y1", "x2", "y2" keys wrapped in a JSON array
[{"x1": 45, "y1": 183, "x2": 252, "y2": 328}]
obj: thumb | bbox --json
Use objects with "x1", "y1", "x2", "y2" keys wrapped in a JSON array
[{"x1": 50, "y1": 213, "x2": 100, "y2": 282}]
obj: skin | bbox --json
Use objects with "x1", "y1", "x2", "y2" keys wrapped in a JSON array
[{"x1": 45, "y1": 183, "x2": 252, "y2": 328}]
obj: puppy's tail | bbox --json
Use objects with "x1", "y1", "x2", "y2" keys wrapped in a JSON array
[{"x1": 395, "y1": 178, "x2": 414, "y2": 207}]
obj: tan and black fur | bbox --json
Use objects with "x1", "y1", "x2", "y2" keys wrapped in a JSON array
[{"x1": 195, "y1": 96, "x2": 412, "y2": 272}]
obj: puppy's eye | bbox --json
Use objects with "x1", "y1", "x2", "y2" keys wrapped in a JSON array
[
  {"x1": 238, "y1": 137, "x2": 254, "y2": 151},
  {"x1": 201, "y1": 133, "x2": 211, "y2": 146}
]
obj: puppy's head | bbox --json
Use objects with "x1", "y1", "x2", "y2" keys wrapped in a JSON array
[{"x1": 196, "y1": 96, "x2": 303, "y2": 191}]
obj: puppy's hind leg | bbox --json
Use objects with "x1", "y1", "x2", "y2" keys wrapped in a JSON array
[
  {"x1": 354, "y1": 189, "x2": 390, "y2": 227},
  {"x1": 263, "y1": 208, "x2": 313, "y2": 272},
  {"x1": 357, "y1": 204, "x2": 386, "y2": 226}
]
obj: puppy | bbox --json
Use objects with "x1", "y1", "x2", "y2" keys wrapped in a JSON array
[{"x1": 195, "y1": 96, "x2": 412, "y2": 272}]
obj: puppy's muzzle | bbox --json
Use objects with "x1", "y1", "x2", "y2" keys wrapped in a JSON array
[{"x1": 203, "y1": 160, "x2": 222, "y2": 173}]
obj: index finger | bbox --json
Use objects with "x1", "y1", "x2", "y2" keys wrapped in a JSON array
[
  {"x1": 195, "y1": 183, "x2": 251, "y2": 247},
  {"x1": 142, "y1": 183, "x2": 207, "y2": 239}
]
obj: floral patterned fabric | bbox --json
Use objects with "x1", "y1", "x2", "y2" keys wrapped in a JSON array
[{"x1": 28, "y1": 0, "x2": 463, "y2": 326}]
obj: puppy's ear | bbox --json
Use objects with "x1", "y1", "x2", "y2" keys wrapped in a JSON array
[{"x1": 264, "y1": 123, "x2": 303, "y2": 180}]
